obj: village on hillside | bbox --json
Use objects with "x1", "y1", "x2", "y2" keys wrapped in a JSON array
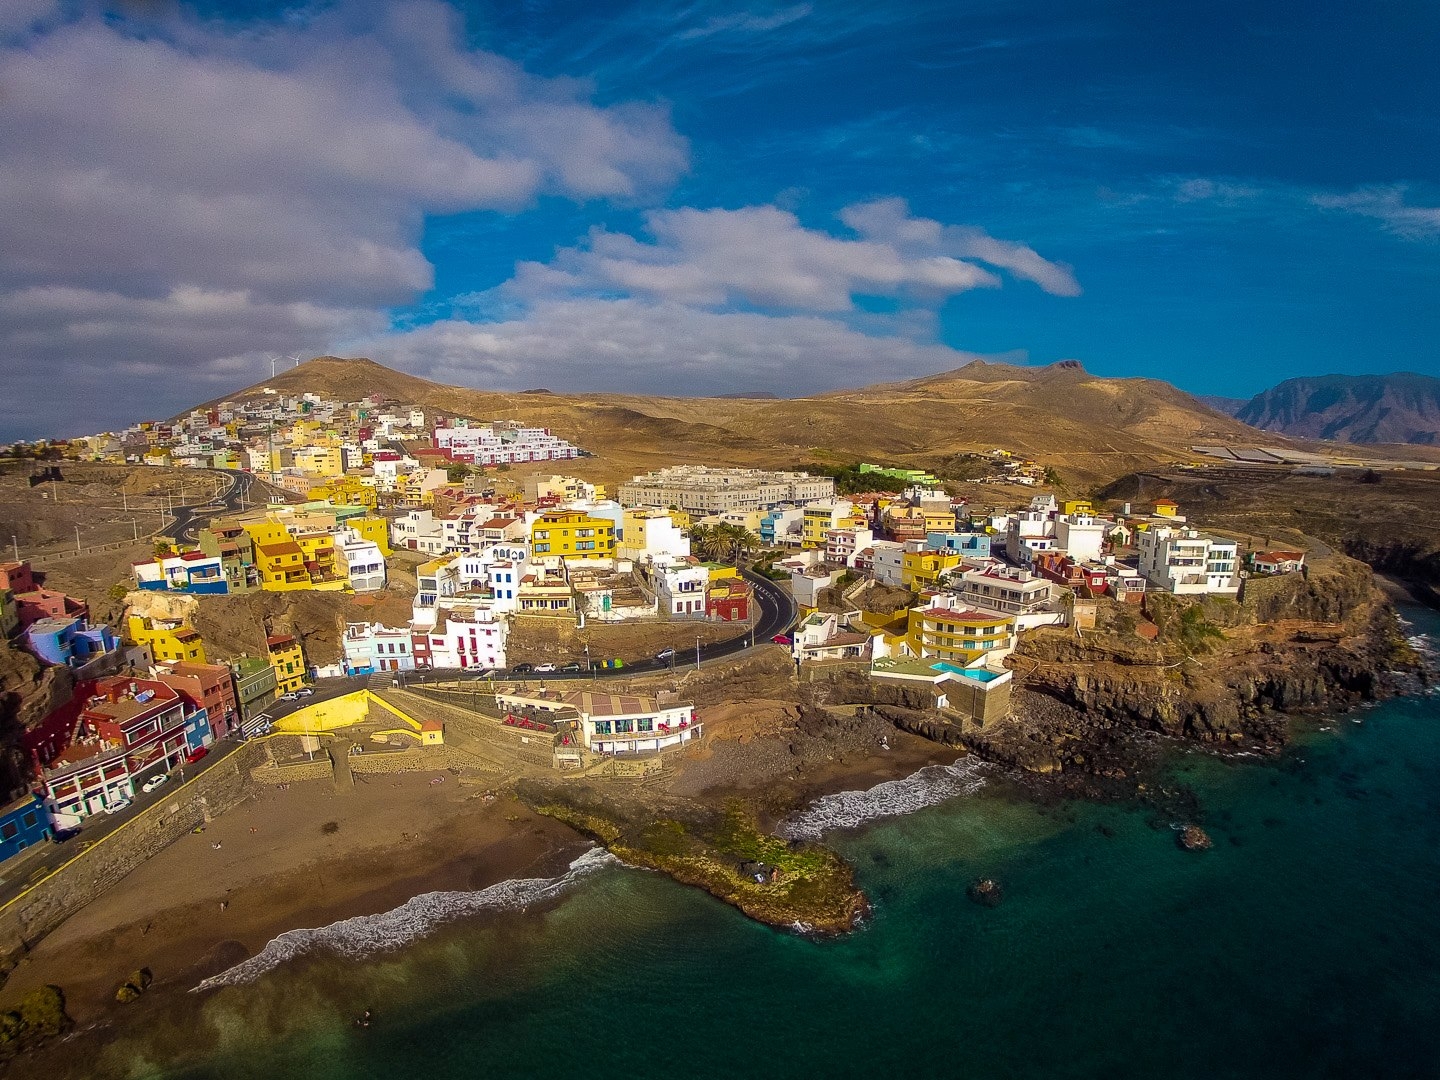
[{"x1": 0, "y1": 384, "x2": 1309, "y2": 860}]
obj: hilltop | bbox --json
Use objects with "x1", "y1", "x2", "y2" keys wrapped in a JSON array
[
  {"x1": 198, "y1": 356, "x2": 1272, "y2": 487},
  {"x1": 1235, "y1": 372, "x2": 1440, "y2": 445}
]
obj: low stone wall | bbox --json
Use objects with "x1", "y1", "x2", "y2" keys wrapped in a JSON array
[
  {"x1": 250, "y1": 759, "x2": 333, "y2": 786},
  {"x1": 0, "y1": 742, "x2": 268, "y2": 970},
  {"x1": 350, "y1": 747, "x2": 453, "y2": 776}
]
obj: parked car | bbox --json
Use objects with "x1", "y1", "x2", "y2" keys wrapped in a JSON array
[
  {"x1": 141, "y1": 774, "x2": 168, "y2": 794},
  {"x1": 185, "y1": 746, "x2": 209, "y2": 763},
  {"x1": 278, "y1": 691, "x2": 299, "y2": 702},
  {"x1": 771, "y1": 634, "x2": 793, "y2": 645},
  {"x1": 294, "y1": 687, "x2": 315, "y2": 698},
  {"x1": 656, "y1": 648, "x2": 676, "y2": 662},
  {"x1": 533, "y1": 662, "x2": 557, "y2": 673},
  {"x1": 559, "y1": 661, "x2": 585, "y2": 672},
  {"x1": 511, "y1": 663, "x2": 534, "y2": 675},
  {"x1": 103, "y1": 798, "x2": 132, "y2": 815}
]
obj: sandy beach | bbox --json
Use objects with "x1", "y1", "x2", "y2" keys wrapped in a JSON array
[{"x1": 2, "y1": 772, "x2": 589, "y2": 1028}]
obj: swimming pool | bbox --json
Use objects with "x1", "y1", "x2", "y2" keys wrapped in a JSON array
[{"x1": 929, "y1": 662, "x2": 1000, "y2": 681}]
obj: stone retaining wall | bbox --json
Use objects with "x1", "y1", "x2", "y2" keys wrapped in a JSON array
[{"x1": 0, "y1": 742, "x2": 268, "y2": 969}]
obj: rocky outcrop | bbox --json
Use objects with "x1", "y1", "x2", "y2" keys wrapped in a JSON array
[{"x1": 971, "y1": 564, "x2": 1415, "y2": 778}]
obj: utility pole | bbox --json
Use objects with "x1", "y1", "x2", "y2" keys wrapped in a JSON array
[
  {"x1": 695, "y1": 635, "x2": 700, "y2": 671},
  {"x1": 131, "y1": 519, "x2": 139, "y2": 542},
  {"x1": 74, "y1": 525, "x2": 81, "y2": 554},
  {"x1": 11, "y1": 535, "x2": 18, "y2": 562}
]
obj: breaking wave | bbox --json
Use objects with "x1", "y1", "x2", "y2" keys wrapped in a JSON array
[
  {"x1": 778, "y1": 758, "x2": 992, "y2": 842},
  {"x1": 193, "y1": 846, "x2": 619, "y2": 991}
]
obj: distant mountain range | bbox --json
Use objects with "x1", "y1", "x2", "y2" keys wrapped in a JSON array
[{"x1": 1232, "y1": 373, "x2": 1440, "y2": 445}]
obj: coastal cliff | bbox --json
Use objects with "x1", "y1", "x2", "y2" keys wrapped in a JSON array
[{"x1": 969, "y1": 556, "x2": 1416, "y2": 776}]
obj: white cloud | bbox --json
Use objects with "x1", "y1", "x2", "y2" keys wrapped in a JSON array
[
  {"x1": 355, "y1": 198, "x2": 1075, "y2": 400},
  {"x1": 1311, "y1": 186, "x2": 1440, "y2": 240},
  {"x1": 0, "y1": 0, "x2": 688, "y2": 435},
  {"x1": 840, "y1": 198, "x2": 1083, "y2": 296},
  {"x1": 679, "y1": 5, "x2": 814, "y2": 40},
  {"x1": 502, "y1": 203, "x2": 1053, "y2": 313},
  {"x1": 347, "y1": 296, "x2": 998, "y2": 397}
]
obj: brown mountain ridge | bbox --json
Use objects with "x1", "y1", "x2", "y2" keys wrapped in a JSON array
[{"x1": 200, "y1": 355, "x2": 1277, "y2": 486}]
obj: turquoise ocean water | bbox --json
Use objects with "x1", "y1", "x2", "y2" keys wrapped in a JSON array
[{"x1": 150, "y1": 608, "x2": 1440, "y2": 1080}]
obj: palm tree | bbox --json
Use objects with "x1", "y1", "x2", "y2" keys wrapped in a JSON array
[
  {"x1": 719, "y1": 524, "x2": 760, "y2": 565},
  {"x1": 687, "y1": 524, "x2": 725, "y2": 562}
]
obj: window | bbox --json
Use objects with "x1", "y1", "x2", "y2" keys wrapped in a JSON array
[
  {"x1": 638, "y1": 718, "x2": 654, "y2": 733},
  {"x1": 1, "y1": 822, "x2": 16, "y2": 840}
]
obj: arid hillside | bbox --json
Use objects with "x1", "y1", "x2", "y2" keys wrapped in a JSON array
[{"x1": 200, "y1": 355, "x2": 1277, "y2": 487}]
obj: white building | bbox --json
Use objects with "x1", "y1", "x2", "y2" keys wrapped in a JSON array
[
  {"x1": 618, "y1": 508, "x2": 692, "y2": 563},
  {"x1": 1054, "y1": 513, "x2": 1105, "y2": 563},
  {"x1": 391, "y1": 510, "x2": 442, "y2": 551},
  {"x1": 1136, "y1": 526, "x2": 1240, "y2": 595},
  {"x1": 869, "y1": 540, "x2": 910, "y2": 587},
  {"x1": 344, "y1": 622, "x2": 415, "y2": 674},
  {"x1": 954, "y1": 565, "x2": 1061, "y2": 627},
  {"x1": 495, "y1": 688, "x2": 701, "y2": 756},
  {"x1": 790, "y1": 566, "x2": 844, "y2": 609},
  {"x1": 433, "y1": 420, "x2": 581, "y2": 465},
  {"x1": 338, "y1": 531, "x2": 387, "y2": 592},
  {"x1": 619, "y1": 466, "x2": 835, "y2": 515},
  {"x1": 413, "y1": 602, "x2": 508, "y2": 670},
  {"x1": 652, "y1": 557, "x2": 710, "y2": 616},
  {"x1": 825, "y1": 526, "x2": 875, "y2": 568}
]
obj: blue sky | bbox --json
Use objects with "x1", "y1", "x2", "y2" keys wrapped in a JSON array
[{"x1": 1, "y1": 0, "x2": 1436, "y2": 438}]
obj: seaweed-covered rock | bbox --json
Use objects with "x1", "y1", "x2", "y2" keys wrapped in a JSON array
[
  {"x1": 967, "y1": 878, "x2": 1004, "y2": 907},
  {"x1": 1177, "y1": 825, "x2": 1213, "y2": 852}
]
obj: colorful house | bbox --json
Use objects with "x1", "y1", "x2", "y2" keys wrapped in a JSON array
[
  {"x1": 267, "y1": 634, "x2": 308, "y2": 695},
  {"x1": 0, "y1": 794, "x2": 52, "y2": 861},
  {"x1": 904, "y1": 599, "x2": 1016, "y2": 664},
  {"x1": 531, "y1": 510, "x2": 616, "y2": 561},
  {"x1": 40, "y1": 677, "x2": 206, "y2": 824},
  {"x1": 900, "y1": 548, "x2": 965, "y2": 590},
  {"x1": 23, "y1": 615, "x2": 119, "y2": 669},
  {"x1": 125, "y1": 613, "x2": 207, "y2": 664}
]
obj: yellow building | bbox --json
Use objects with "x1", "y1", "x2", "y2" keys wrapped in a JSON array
[
  {"x1": 347, "y1": 515, "x2": 392, "y2": 556},
  {"x1": 255, "y1": 540, "x2": 311, "y2": 591},
  {"x1": 900, "y1": 549, "x2": 965, "y2": 589},
  {"x1": 704, "y1": 563, "x2": 739, "y2": 582},
  {"x1": 905, "y1": 603, "x2": 1015, "y2": 664},
  {"x1": 266, "y1": 634, "x2": 307, "y2": 694},
  {"x1": 1153, "y1": 500, "x2": 1181, "y2": 518},
  {"x1": 1063, "y1": 499, "x2": 1094, "y2": 516},
  {"x1": 531, "y1": 510, "x2": 616, "y2": 561},
  {"x1": 314, "y1": 474, "x2": 378, "y2": 510},
  {"x1": 125, "y1": 614, "x2": 207, "y2": 664},
  {"x1": 294, "y1": 446, "x2": 344, "y2": 477}
]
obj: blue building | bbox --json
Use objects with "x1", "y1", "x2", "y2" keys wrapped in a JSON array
[
  {"x1": 0, "y1": 794, "x2": 52, "y2": 861},
  {"x1": 182, "y1": 707, "x2": 214, "y2": 753},
  {"x1": 925, "y1": 531, "x2": 991, "y2": 559},
  {"x1": 23, "y1": 615, "x2": 119, "y2": 668}
]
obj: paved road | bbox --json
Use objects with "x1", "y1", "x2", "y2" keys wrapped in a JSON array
[
  {"x1": 391, "y1": 567, "x2": 797, "y2": 685},
  {"x1": 160, "y1": 468, "x2": 262, "y2": 543}
]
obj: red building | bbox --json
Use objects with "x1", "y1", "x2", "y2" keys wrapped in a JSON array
[
  {"x1": 40, "y1": 677, "x2": 203, "y2": 823},
  {"x1": 153, "y1": 660, "x2": 239, "y2": 739},
  {"x1": 0, "y1": 561, "x2": 37, "y2": 594},
  {"x1": 706, "y1": 578, "x2": 753, "y2": 622}
]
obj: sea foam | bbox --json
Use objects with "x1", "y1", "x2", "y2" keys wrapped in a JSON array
[
  {"x1": 778, "y1": 758, "x2": 991, "y2": 842},
  {"x1": 193, "y1": 846, "x2": 618, "y2": 991}
]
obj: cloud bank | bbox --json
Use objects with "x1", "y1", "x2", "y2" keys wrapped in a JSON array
[{"x1": 0, "y1": 0, "x2": 687, "y2": 436}]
